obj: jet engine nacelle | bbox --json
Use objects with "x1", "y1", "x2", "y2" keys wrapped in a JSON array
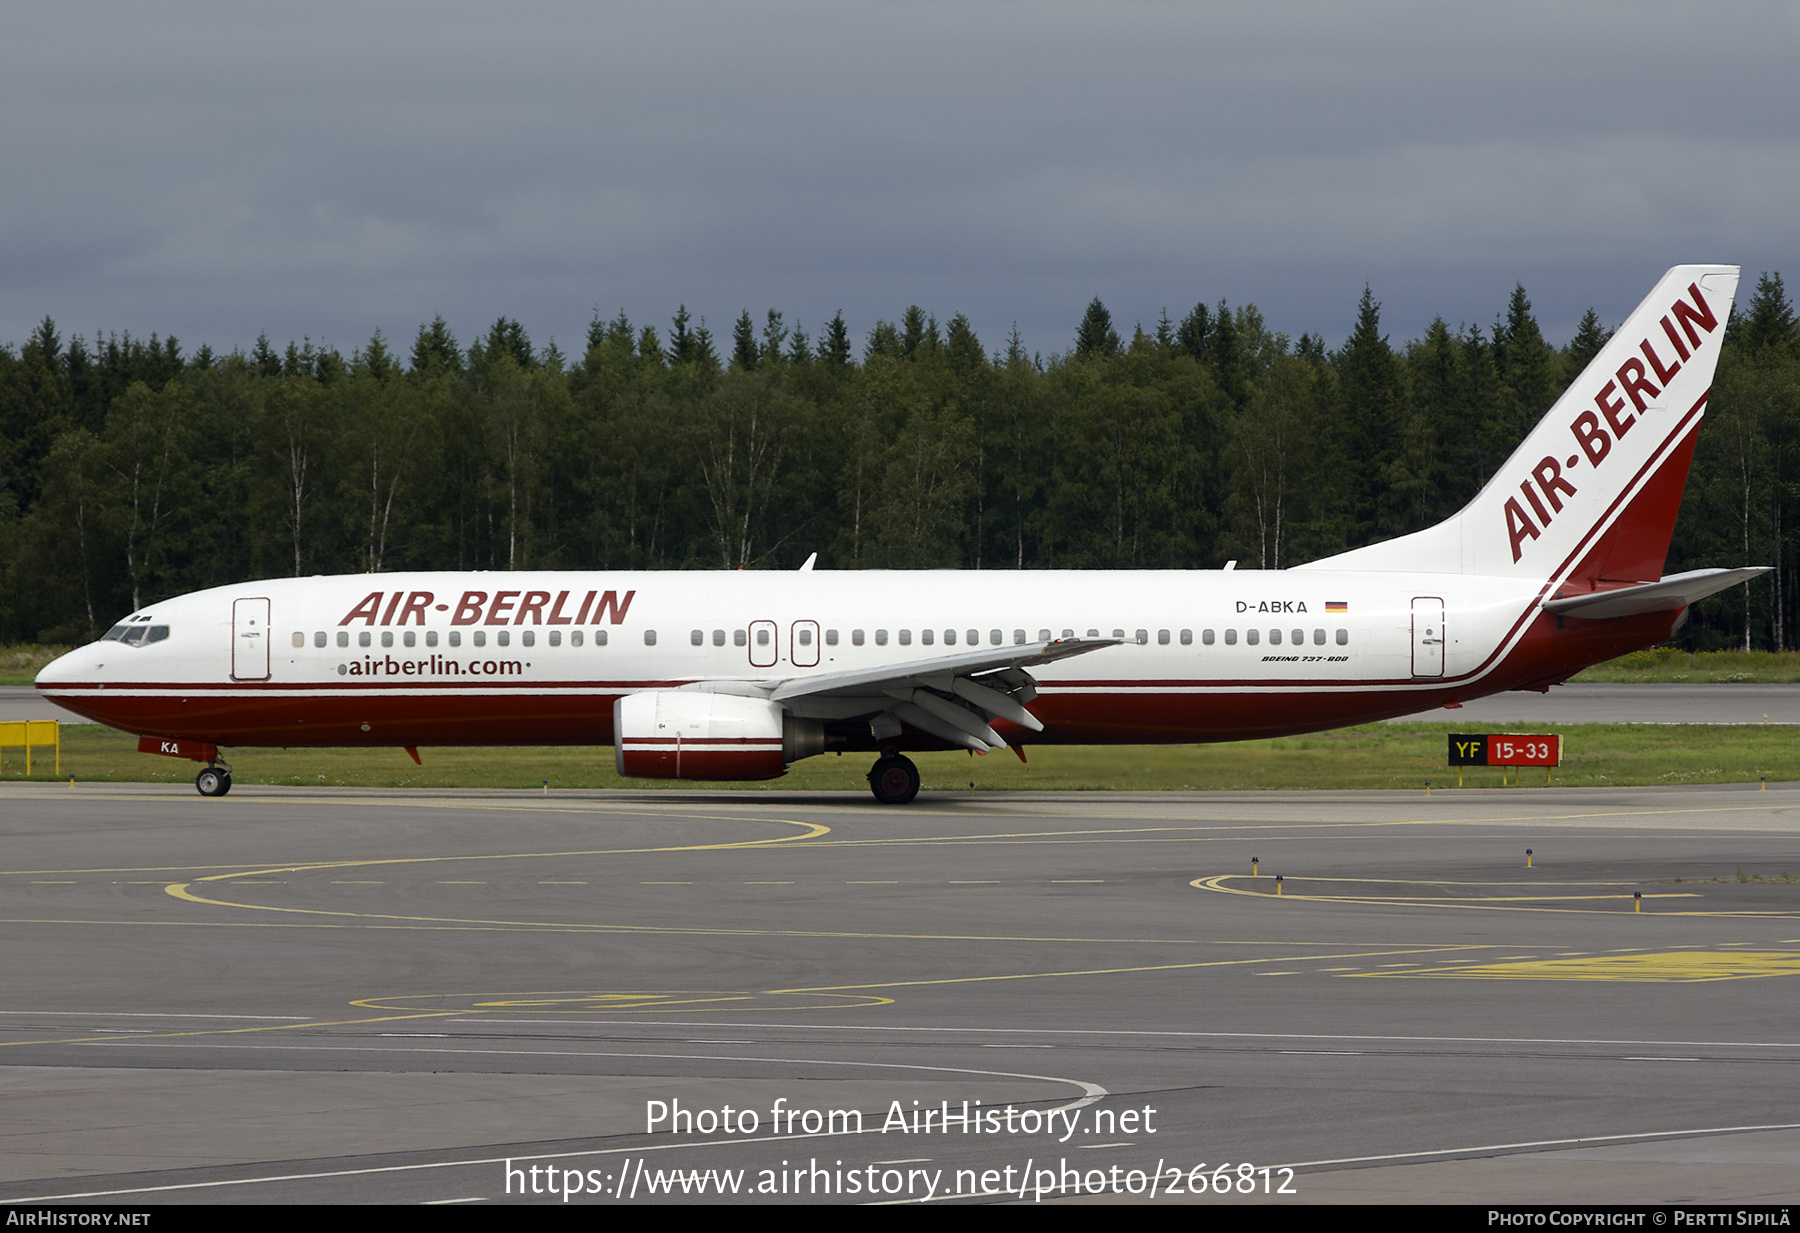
[{"x1": 613, "y1": 690, "x2": 822, "y2": 781}]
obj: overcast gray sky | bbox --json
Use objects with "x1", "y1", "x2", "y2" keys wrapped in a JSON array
[{"x1": 5, "y1": 1, "x2": 1797, "y2": 361}]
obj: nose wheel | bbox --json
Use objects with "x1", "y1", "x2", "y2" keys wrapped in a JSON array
[
  {"x1": 195, "y1": 766, "x2": 233, "y2": 797},
  {"x1": 867, "y1": 754, "x2": 920, "y2": 804}
]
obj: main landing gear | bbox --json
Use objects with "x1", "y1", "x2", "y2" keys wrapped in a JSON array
[
  {"x1": 195, "y1": 764, "x2": 233, "y2": 797},
  {"x1": 867, "y1": 754, "x2": 920, "y2": 805}
]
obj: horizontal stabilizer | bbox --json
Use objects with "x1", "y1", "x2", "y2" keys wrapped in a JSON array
[{"x1": 1542, "y1": 567, "x2": 1769, "y2": 619}]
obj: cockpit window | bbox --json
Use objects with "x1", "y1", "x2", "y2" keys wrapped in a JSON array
[{"x1": 103, "y1": 620, "x2": 169, "y2": 646}]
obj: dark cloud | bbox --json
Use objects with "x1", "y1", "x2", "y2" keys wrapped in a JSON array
[{"x1": 3, "y1": 1, "x2": 1796, "y2": 358}]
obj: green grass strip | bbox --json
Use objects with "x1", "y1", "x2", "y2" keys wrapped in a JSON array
[{"x1": 3, "y1": 721, "x2": 1795, "y2": 791}]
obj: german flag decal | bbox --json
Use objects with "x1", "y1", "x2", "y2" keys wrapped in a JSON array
[{"x1": 1325, "y1": 601, "x2": 1348, "y2": 613}]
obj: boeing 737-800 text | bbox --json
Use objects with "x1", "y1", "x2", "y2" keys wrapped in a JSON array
[{"x1": 35, "y1": 266, "x2": 1765, "y2": 801}]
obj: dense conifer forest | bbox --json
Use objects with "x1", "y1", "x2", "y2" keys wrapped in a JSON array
[{"x1": 2, "y1": 278, "x2": 1795, "y2": 650}]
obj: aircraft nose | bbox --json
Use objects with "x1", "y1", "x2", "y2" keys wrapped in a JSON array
[{"x1": 35, "y1": 644, "x2": 94, "y2": 688}]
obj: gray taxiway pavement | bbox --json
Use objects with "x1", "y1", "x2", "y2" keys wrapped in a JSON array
[
  {"x1": 1385, "y1": 682, "x2": 1800, "y2": 725},
  {"x1": 1, "y1": 781, "x2": 1798, "y2": 1205},
  {"x1": 0, "y1": 685, "x2": 88, "y2": 723},
  {"x1": 9, "y1": 682, "x2": 1800, "y2": 727}
]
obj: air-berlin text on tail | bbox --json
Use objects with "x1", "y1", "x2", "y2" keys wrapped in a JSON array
[
  {"x1": 336, "y1": 588, "x2": 637, "y2": 627},
  {"x1": 1504, "y1": 281, "x2": 1720, "y2": 562}
]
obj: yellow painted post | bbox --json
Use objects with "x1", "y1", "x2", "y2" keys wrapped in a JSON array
[
  {"x1": 1526, "y1": 848, "x2": 1533, "y2": 868},
  {"x1": 32, "y1": 721, "x2": 58, "y2": 777},
  {"x1": 1251, "y1": 857, "x2": 1259, "y2": 877},
  {"x1": 1275, "y1": 874, "x2": 1283, "y2": 897},
  {"x1": 2, "y1": 721, "x2": 61, "y2": 777},
  {"x1": 1634, "y1": 892, "x2": 1641, "y2": 913}
]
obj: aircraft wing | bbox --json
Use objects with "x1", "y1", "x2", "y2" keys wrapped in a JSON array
[
  {"x1": 726, "y1": 638, "x2": 1120, "y2": 751},
  {"x1": 768, "y1": 637, "x2": 1117, "y2": 702},
  {"x1": 1542, "y1": 567, "x2": 1770, "y2": 620}
]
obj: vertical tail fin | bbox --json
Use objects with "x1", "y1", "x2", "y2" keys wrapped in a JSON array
[{"x1": 1302, "y1": 264, "x2": 1740, "y2": 582}]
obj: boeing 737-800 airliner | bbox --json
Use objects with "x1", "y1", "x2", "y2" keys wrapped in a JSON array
[{"x1": 35, "y1": 266, "x2": 1765, "y2": 802}]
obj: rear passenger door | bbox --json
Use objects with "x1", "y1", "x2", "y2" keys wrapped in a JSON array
[{"x1": 1410, "y1": 597, "x2": 1445, "y2": 678}]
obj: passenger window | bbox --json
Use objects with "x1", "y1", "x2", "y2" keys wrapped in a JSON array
[
  {"x1": 1112, "y1": 628, "x2": 1125, "y2": 640},
  {"x1": 570, "y1": 630, "x2": 584, "y2": 647},
  {"x1": 497, "y1": 630, "x2": 510, "y2": 647},
  {"x1": 876, "y1": 629, "x2": 889, "y2": 646},
  {"x1": 521, "y1": 631, "x2": 534, "y2": 647},
  {"x1": 1036, "y1": 629, "x2": 1050, "y2": 642},
  {"x1": 1157, "y1": 629, "x2": 1170, "y2": 645},
  {"x1": 734, "y1": 629, "x2": 747, "y2": 647},
  {"x1": 922, "y1": 630, "x2": 935, "y2": 646},
  {"x1": 404, "y1": 630, "x2": 416, "y2": 648},
  {"x1": 449, "y1": 631, "x2": 461, "y2": 648},
  {"x1": 291, "y1": 631, "x2": 305, "y2": 649},
  {"x1": 1224, "y1": 629, "x2": 1237, "y2": 645},
  {"x1": 1246, "y1": 629, "x2": 1259, "y2": 646},
  {"x1": 1087, "y1": 629, "x2": 1099, "y2": 638},
  {"x1": 899, "y1": 630, "x2": 911, "y2": 646},
  {"x1": 473, "y1": 631, "x2": 486, "y2": 647},
  {"x1": 713, "y1": 629, "x2": 726, "y2": 646},
  {"x1": 1292, "y1": 628, "x2": 1304, "y2": 645},
  {"x1": 1135, "y1": 629, "x2": 1148, "y2": 645},
  {"x1": 337, "y1": 631, "x2": 349, "y2": 648},
  {"x1": 549, "y1": 630, "x2": 561, "y2": 647},
  {"x1": 1313, "y1": 628, "x2": 1325, "y2": 645},
  {"x1": 381, "y1": 631, "x2": 394, "y2": 648},
  {"x1": 969, "y1": 629, "x2": 980, "y2": 646},
  {"x1": 1201, "y1": 629, "x2": 1214, "y2": 645},
  {"x1": 596, "y1": 630, "x2": 608, "y2": 646},
  {"x1": 757, "y1": 628, "x2": 770, "y2": 646},
  {"x1": 1269, "y1": 629, "x2": 1281, "y2": 645},
  {"x1": 1336, "y1": 628, "x2": 1349, "y2": 645},
  {"x1": 826, "y1": 629, "x2": 838, "y2": 646},
  {"x1": 644, "y1": 630, "x2": 657, "y2": 646},
  {"x1": 427, "y1": 630, "x2": 438, "y2": 647},
  {"x1": 799, "y1": 628, "x2": 813, "y2": 646},
  {"x1": 1062, "y1": 629, "x2": 1073, "y2": 639},
  {"x1": 314, "y1": 630, "x2": 327, "y2": 648},
  {"x1": 852, "y1": 629, "x2": 865, "y2": 646},
  {"x1": 359, "y1": 631, "x2": 372, "y2": 648},
  {"x1": 1180, "y1": 629, "x2": 1193, "y2": 645},
  {"x1": 1015, "y1": 630, "x2": 1027, "y2": 645},
  {"x1": 691, "y1": 629, "x2": 704, "y2": 646},
  {"x1": 942, "y1": 629, "x2": 954, "y2": 646}
]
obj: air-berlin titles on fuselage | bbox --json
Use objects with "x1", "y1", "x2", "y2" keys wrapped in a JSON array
[
  {"x1": 338, "y1": 588, "x2": 637, "y2": 628},
  {"x1": 1503, "y1": 280, "x2": 1720, "y2": 563}
]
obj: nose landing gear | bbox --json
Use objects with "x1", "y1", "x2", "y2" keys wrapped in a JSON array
[
  {"x1": 867, "y1": 754, "x2": 920, "y2": 805},
  {"x1": 195, "y1": 765, "x2": 233, "y2": 797}
]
